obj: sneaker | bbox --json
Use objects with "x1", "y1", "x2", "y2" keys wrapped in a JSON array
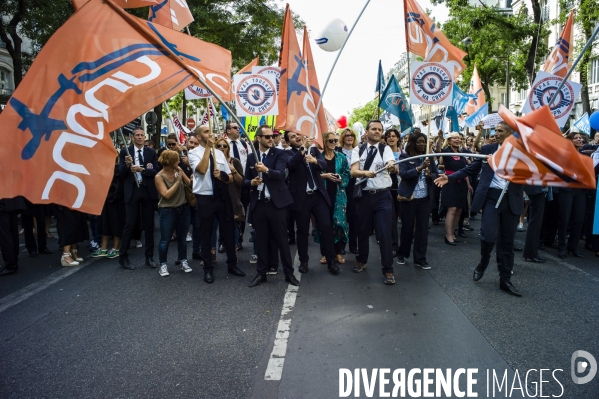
[
  {"x1": 353, "y1": 262, "x2": 366, "y2": 273},
  {"x1": 180, "y1": 259, "x2": 192, "y2": 273},
  {"x1": 159, "y1": 264, "x2": 169, "y2": 277},
  {"x1": 414, "y1": 261, "x2": 431, "y2": 270},
  {"x1": 383, "y1": 273, "x2": 396, "y2": 285},
  {"x1": 267, "y1": 267, "x2": 278, "y2": 275},
  {"x1": 516, "y1": 223, "x2": 524, "y2": 232},
  {"x1": 250, "y1": 255, "x2": 258, "y2": 264},
  {"x1": 135, "y1": 240, "x2": 143, "y2": 248},
  {"x1": 396, "y1": 255, "x2": 405, "y2": 265},
  {"x1": 91, "y1": 249, "x2": 107, "y2": 258},
  {"x1": 88, "y1": 240, "x2": 101, "y2": 251},
  {"x1": 106, "y1": 249, "x2": 119, "y2": 259},
  {"x1": 186, "y1": 233, "x2": 192, "y2": 242}
]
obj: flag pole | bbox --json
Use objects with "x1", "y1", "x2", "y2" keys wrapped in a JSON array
[
  {"x1": 426, "y1": 106, "x2": 431, "y2": 154},
  {"x1": 163, "y1": 101, "x2": 180, "y2": 142},
  {"x1": 308, "y1": 0, "x2": 372, "y2": 139},
  {"x1": 118, "y1": 128, "x2": 140, "y2": 188}
]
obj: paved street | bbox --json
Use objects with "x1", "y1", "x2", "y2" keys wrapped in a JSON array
[{"x1": 1, "y1": 215, "x2": 598, "y2": 398}]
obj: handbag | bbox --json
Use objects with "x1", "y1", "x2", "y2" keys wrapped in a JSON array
[{"x1": 184, "y1": 181, "x2": 197, "y2": 207}]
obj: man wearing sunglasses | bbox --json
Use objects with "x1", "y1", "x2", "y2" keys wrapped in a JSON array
[
  {"x1": 286, "y1": 131, "x2": 339, "y2": 276},
  {"x1": 245, "y1": 125, "x2": 299, "y2": 288}
]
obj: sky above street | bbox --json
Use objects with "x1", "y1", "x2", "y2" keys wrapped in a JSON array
[{"x1": 285, "y1": 0, "x2": 449, "y2": 120}]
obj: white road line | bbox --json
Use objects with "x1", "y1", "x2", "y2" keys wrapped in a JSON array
[
  {"x1": 264, "y1": 252, "x2": 301, "y2": 381},
  {"x1": 542, "y1": 252, "x2": 599, "y2": 283},
  {"x1": 0, "y1": 261, "x2": 91, "y2": 314}
]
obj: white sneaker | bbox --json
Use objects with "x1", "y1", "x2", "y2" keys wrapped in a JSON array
[
  {"x1": 159, "y1": 264, "x2": 169, "y2": 277},
  {"x1": 135, "y1": 240, "x2": 143, "y2": 248},
  {"x1": 250, "y1": 255, "x2": 258, "y2": 264},
  {"x1": 517, "y1": 223, "x2": 524, "y2": 232},
  {"x1": 180, "y1": 259, "x2": 192, "y2": 273},
  {"x1": 186, "y1": 233, "x2": 192, "y2": 242}
]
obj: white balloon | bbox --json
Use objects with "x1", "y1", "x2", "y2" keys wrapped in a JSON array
[
  {"x1": 352, "y1": 122, "x2": 364, "y2": 139},
  {"x1": 315, "y1": 19, "x2": 348, "y2": 52}
]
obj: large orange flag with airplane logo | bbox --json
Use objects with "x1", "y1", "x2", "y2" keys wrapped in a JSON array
[
  {"x1": 403, "y1": 0, "x2": 467, "y2": 78},
  {"x1": 148, "y1": 0, "x2": 194, "y2": 31},
  {"x1": 490, "y1": 105, "x2": 595, "y2": 189},
  {"x1": 542, "y1": 10, "x2": 575, "y2": 78},
  {"x1": 73, "y1": 0, "x2": 160, "y2": 10},
  {"x1": 465, "y1": 64, "x2": 486, "y2": 115},
  {"x1": 0, "y1": 0, "x2": 231, "y2": 214},
  {"x1": 302, "y1": 26, "x2": 328, "y2": 146}
]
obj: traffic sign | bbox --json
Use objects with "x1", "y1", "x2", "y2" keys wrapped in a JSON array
[
  {"x1": 145, "y1": 111, "x2": 157, "y2": 125},
  {"x1": 187, "y1": 118, "x2": 196, "y2": 129}
]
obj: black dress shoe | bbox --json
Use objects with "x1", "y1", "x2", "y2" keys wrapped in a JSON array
[
  {"x1": 146, "y1": 257, "x2": 158, "y2": 268},
  {"x1": 538, "y1": 243, "x2": 546, "y2": 250},
  {"x1": 458, "y1": 231, "x2": 467, "y2": 238},
  {"x1": 500, "y1": 281, "x2": 522, "y2": 297},
  {"x1": 298, "y1": 261, "x2": 309, "y2": 274},
  {"x1": 285, "y1": 274, "x2": 300, "y2": 286},
  {"x1": 248, "y1": 275, "x2": 266, "y2": 287},
  {"x1": 339, "y1": 248, "x2": 346, "y2": 255},
  {"x1": 204, "y1": 272, "x2": 214, "y2": 284},
  {"x1": 514, "y1": 246, "x2": 522, "y2": 252},
  {"x1": 192, "y1": 252, "x2": 202, "y2": 260},
  {"x1": 473, "y1": 265, "x2": 485, "y2": 281},
  {"x1": 228, "y1": 267, "x2": 245, "y2": 277},
  {"x1": 267, "y1": 267, "x2": 278, "y2": 275},
  {"x1": 524, "y1": 257, "x2": 546, "y2": 263},
  {"x1": 29, "y1": 251, "x2": 38, "y2": 258},
  {"x1": 218, "y1": 245, "x2": 225, "y2": 253},
  {"x1": 235, "y1": 243, "x2": 243, "y2": 251},
  {"x1": 39, "y1": 248, "x2": 53, "y2": 254},
  {"x1": 0, "y1": 268, "x2": 17, "y2": 276},
  {"x1": 328, "y1": 261, "x2": 340, "y2": 275},
  {"x1": 119, "y1": 258, "x2": 135, "y2": 270},
  {"x1": 349, "y1": 247, "x2": 359, "y2": 254},
  {"x1": 558, "y1": 251, "x2": 567, "y2": 259},
  {"x1": 444, "y1": 237, "x2": 457, "y2": 246},
  {"x1": 568, "y1": 250, "x2": 584, "y2": 258}
]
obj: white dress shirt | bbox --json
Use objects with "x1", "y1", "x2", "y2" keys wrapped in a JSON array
[
  {"x1": 351, "y1": 144, "x2": 394, "y2": 190},
  {"x1": 133, "y1": 145, "x2": 144, "y2": 182},
  {"x1": 257, "y1": 149, "x2": 271, "y2": 199},
  {"x1": 227, "y1": 138, "x2": 252, "y2": 174},
  {"x1": 189, "y1": 144, "x2": 231, "y2": 195}
]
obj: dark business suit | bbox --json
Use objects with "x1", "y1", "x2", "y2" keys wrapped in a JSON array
[
  {"x1": 244, "y1": 148, "x2": 295, "y2": 277},
  {"x1": 21, "y1": 200, "x2": 48, "y2": 254},
  {"x1": 523, "y1": 185, "x2": 546, "y2": 259},
  {"x1": 118, "y1": 145, "x2": 159, "y2": 260},
  {"x1": 287, "y1": 147, "x2": 335, "y2": 264},
  {"x1": 0, "y1": 197, "x2": 27, "y2": 273},
  {"x1": 397, "y1": 154, "x2": 439, "y2": 263},
  {"x1": 450, "y1": 143, "x2": 523, "y2": 281},
  {"x1": 557, "y1": 187, "x2": 586, "y2": 255}
]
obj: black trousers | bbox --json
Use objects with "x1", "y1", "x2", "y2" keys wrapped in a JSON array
[
  {"x1": 345, "y1": 179, "x2": 358, "y2": 251},
  {"x1": 196, "y1": 194, "x2": 237, "y2": 273},
  {"x1": 287, "y1": 207, "x2": 297, "y2": 242},
  {"x1": 356, "y1": 190, "x2": 394, "y2": 274},
  {"x1": 119, "y1": 186, "x2": 155, "y2": 259},
  {"x1": 0, "y1": 210, "x2": 20, "y2": 270},
  {"x1": 320, "y1": 201, "x2": 345, "y2": 256},
  {"x1": 480, "y1": 188, "x2": 519, "y2": 282},
  {"x1": 390, "y1": 189, "x2": 400, "y2": 253},
  {"x1": 431, "y1": 184, "x2": 441, "y2": 223},
  {"x1": 291, "y1": 191, "x2": 335, "y2": 263},
  {"x1": 22, "y1": 205, "x2": 47, "y2": 253},
  {"x1": 558, "y1": 189, "x2": 586, "y2": 253},
  {"x1": 540, "y1": 192, "x2": 560, "y2": 246},
  {"x1": 398, "y1": 196, "x2": 430, "y2": 263},
  {"x1": 523, "y1": 193, "x2": 546, "y2": 259},
  {"x1": 253, "y1": 200, "x2": 294, "y2": 277}
]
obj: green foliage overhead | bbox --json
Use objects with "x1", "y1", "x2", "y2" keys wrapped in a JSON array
[{"x1": 349, "y1": 99, "x2": 379, "y2": 129}]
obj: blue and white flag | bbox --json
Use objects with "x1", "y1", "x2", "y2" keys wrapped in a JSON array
[
  {"x1": 375, "y1": 60, "x2": 386, "y2": 93},
  {"x1": 573, "y1": 113, "x2": 591, "y2": 135},
  {"x1": 465, "y1": 103, "x2": 488, "y2": 128},
  {"x1": 379, "y1": 74, "x2": 413, "y2": 132},
  {"x1": 446, "y1": 84, "x2": 476, "y2": 132},
  {"x1": 221, "y1": 105, "x2": 229, "y2": 121}
]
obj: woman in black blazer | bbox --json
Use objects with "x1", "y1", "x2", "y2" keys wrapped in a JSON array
[{"x1": 396, "y1": 132, "x2": 439, "y2": 269}]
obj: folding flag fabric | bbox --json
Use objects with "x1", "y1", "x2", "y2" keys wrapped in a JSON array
[
  {"x1": 0, "y1": 0, "x2": 232, "y2": 214},
  {"x1": 490, "y1": 105, "x2": 595, "y2": 189},
  {"x1": 171, "y1": 113, "x2": 190, "y2": 144},
  {"x1": 433, "y1": 107, "x2": 446, "y2": 130},
  {"x1": 302, "y1": 26, "x2": 328, "y2": 145},
  {"x1": 404, "y1": 0, "x2": 467, "y2": 77},
  {"x1": 573, "y1": 113, "x2": 591, "y2": 135},
  {"x1": 325, "y1": 108, "x2": 338, "y2": 132},
  {"x1": 199, "y1": 102, "x2": 218, "y2": 125},
  {"x1": 376, "y1": 60, "x2": 386, "y2": 93},
  {"x1": 379, "y1": 75, "x2": 413, "y2": 132},
  {"x1": 446, "y1": 84, "x2": 476, "y2": 132},
  {"x1": 221, "y1": 105, "x2": 229, "y2": 121},
  {"x1": 465, "y1": 103, "x2": 488, "y2": 128},
  {"x1": 465, "y1": 64, "x2": 486, "y2": 115},
  {"x1": 148, "y1": 0, "x2": 194, "y2": 32},
  {"x1": 542, "y1": 10, "x2": 575, "y2": 78},
  {"x1": 446, "y1": 107, "x2": 459, "y2": 132},
  {"x1": 73, "y1": 0, "x2": 159, "y2": 10},
  {"x1": 237, "y1": 57, "x2": 260, "y2": 75}
]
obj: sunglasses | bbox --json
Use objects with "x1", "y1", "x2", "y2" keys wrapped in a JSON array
[
  {"x1": 259, "y1": 135, "x2": 274, "y2": 140},
  {"x1": 327, "y1": 139, "x2": 339, "y2": 144},
  {"x1": 167, "y1": 143, "x2": 177, "y2": 147},
  {"x1": 229, "y1": 126, "x2": 239, "y2": 130},
  {"x1": 216, "y1": 144, "x2": 228, "y2": 149}
]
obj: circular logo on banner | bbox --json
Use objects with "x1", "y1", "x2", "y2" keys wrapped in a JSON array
[
  {"x1": 411, "y1": 63, "x2": 452, "y2": 105},
  {"x1": 528, "y1": 76, "x2": 575, "y2": 118},
  {"x1": 236, "y1": 74, "x2": 277, "y2": 116},
  {"x1": 187, "y1": 84, "x2": 212, "y2": 98},
  {"x1": 255, "y1": 66, "x2": 281, "y2": 92}
]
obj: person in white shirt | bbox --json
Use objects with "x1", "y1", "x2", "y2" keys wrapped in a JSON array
[
  {"x1": 350, "y1": 120, "x2": 398, "y2": 285},
  {"x1": 189, "y1": 125, "x2": 245, "y2": 284}
]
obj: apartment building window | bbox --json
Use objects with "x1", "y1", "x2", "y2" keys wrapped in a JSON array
[
  {"x1": 591, "y1": 58, "x2": 599, "y2": 85},
  {"x1": 541, "y1": 2, "x2": 550, "y2": 22},
  {"x1": 519, "y1": 89, "x2": 527, "y2": 101},
  {"x1": 500, "y1": 93, "x2": 507, "y2": 104}
]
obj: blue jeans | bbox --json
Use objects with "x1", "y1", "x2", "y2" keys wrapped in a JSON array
[
  {"x1": 211, "y1": 219, "x2": 239, "y2": 249},
  {"x1": 158, "y1": 206, "x2": 191, "y2": 264}
]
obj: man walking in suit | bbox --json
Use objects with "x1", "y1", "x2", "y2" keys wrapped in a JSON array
[
  {"x1": 118, "y1": 128, "x2": 159, "y2": 270},
  {"x1": 435, "y1": 121, "x2": 523, "y2": 296},
  {"x1": 0, "y1": 197, "x2": 27, "y2": 276},
  {"x1": 286, "y1": 131, "x2": 339, "y2": 275},
  {"x1": 245, "y1": 125, "x2": 299, "y2": 288},
  {"x1": 523, "y1": 186, "x2": 547, "y2": 263}
]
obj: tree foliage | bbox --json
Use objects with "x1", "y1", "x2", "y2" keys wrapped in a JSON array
[{"x1": 349, "y1": 99, "x2": 379, "y2": 128}]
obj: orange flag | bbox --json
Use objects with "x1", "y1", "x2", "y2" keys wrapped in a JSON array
[
  {"x1": 403, "y1": 0, "x2": 467, "y2": 77},
  {"x1": 542, "y1": 10, "x2": 575, "y2": 78},
  {"x1": 302, "y1": 26, "x2": 328, "y2": 145},
  {"x1": 73, "y1": 0, "x2": 160, "y2": 10},
  {"x1": 236, "y1": 57, "x2": 260, "y2": 75},
  {"x1": 490, "y1": 105, "x2": 595, "y2": 189},
  {"x1": 0, "y1": 0, "x2": 231, "y2": 214},
  {"x1": 465, "y1": 64, "x2": 486, "y2": 115},
  {"x1": 148, "y1": 0, "x2": 194, "y2": 31}
]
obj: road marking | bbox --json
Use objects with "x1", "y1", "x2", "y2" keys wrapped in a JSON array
[
  {"x1": 264, "y1": 252, "x2": 301, "y2": 381},
  {"x1": 0, "y1": 261, "x2": 91, "y2": 314}
]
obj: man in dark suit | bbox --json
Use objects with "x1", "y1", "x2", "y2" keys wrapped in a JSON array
[
  {"x1": 21, "y1": 201, "x2": 52, "y2": 257},
  {"x1": 435, "y1": 121, "x2": 523, "y2": 296},
  {"x1": 0, "y1": 197, "x2": 27, "y2": 276},
  {"x1": 523, "y1": 186, "x2": 547, "y2": 263},
  {"x1": 286, "y1": 131, "x2": 339, "y2": 275},
  {"x1": 245, "y1": 125, "x2": 299, "y2": 287},
  {"x1": 118, "y1": 128, "x2": 159, "y2": 270}
]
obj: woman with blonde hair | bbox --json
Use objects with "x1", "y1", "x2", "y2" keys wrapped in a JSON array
[{"x1": 339, "y1": 128, "x2": 359, "y2": 253}]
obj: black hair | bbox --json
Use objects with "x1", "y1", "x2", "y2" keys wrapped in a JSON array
[
  {"x1": 384, "y1": 128, "x2": 400, "y2": 140},
  {"x1": 405, "y1": 132, "x2": 427, "y2": 156},
  {"x1": 366, "y1": 120, "x2": 383, "y2": 130}
]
